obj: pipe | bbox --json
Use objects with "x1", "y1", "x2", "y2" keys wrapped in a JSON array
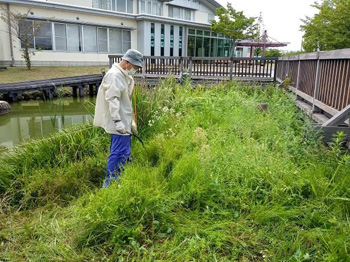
[{"x1": 7, "y1": 3, "x2": 15, "y2": 66}]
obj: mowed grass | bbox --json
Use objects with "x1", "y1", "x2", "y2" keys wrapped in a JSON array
[
  {"x1": 0, "y1": 81, "x2": 349, "y2": 261},
  {"x1": 0, "y1": 66, "x2": 109, "y2": 83}
]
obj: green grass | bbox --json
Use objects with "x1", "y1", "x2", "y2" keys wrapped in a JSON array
[
  {"x1": 0, "y1": 66, "x2": 109, "y2": 83},
  {"x1": 0, "y1": 80, "x2": 349, "y2": 261}
]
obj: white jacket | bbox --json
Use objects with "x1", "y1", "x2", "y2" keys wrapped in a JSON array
[{"x1": 93, "y1": 63, "x2": 134, "y2": 135}]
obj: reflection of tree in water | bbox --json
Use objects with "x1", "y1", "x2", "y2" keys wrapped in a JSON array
[{"x1": 28, "y1": 116, "x2": 42, "y2": 138}]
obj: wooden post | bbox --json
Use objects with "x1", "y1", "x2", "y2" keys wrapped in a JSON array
[
  {"x1": 142, "y1": 58, "x2": 146, "y2": 78},
  {"x1": 312, "y1": 52, "x2": 320, "y2": 112},
  {"x1": 189, "y1": 57, "x2": 193, "y2": 78},
  {"x1": 109, "y1": 56, "x2": 113, "y2": 68},
  {"x1": 73, "y1": 86, "x2": 78, "y2": 98},
  {"x1": 229, "y1": 57, "x2": 234, "y2": 80},
  {"x1": 273, "y1": 59, "x2": 278, "y2": 83},
  {"x1": 89, "y1": 84, "x2": 94, "y2": 97},
  {"x1": 296, "y1": 55, "x2": 301, "y2": 90},
  {"x1": 78, "y1": 85, "x2": 84, "y2": 98}
]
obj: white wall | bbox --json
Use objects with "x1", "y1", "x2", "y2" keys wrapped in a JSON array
[{"x1": 0, "y1": 4, "x2": 137, "y2": 66}]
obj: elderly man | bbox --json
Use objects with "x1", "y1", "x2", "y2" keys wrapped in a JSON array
[{"x1": 94, "y1": 49, "x2": 143, "y2": 187}]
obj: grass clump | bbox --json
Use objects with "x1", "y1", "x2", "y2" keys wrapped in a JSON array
[{"x1": 1, "y1": 80, "x2": 350, "y2": 261}]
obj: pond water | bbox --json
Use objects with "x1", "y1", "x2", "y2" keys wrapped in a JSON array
[{"x1": 0, "y1": 97, "x2": 95, "y2": 149}]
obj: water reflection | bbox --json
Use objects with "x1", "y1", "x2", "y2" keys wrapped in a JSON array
[{"x1": 0, "y1": 97, "x2": 94, "y2": 149}]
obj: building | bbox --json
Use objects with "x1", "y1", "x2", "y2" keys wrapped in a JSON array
[{"x1": 0, "y1": 0, "x2": 246, "y2": 67}]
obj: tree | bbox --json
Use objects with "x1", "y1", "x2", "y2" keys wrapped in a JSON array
[
  {"x1": 0, "y1": 8, "x2": 41, "y2": 69},
  {"x1": 301, "y1": 0, "x2": 350, "y2": 52},
  {"x1": 264, "y1": 49, "x2": 283, "y2": 57},
  {"x1": 211, "y1": 3, "x2": 258, "y2": 57}
]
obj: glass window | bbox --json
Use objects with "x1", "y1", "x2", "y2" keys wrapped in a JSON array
[
  {"x1": 217, "y1": 39, "x2": 224, "y2": 57},
  {"x1": 184, "y1": 9, "x2": 191, "y2": 20},
  {"x1": 35, "y1": 21, "x2": 52, "y2": 50},
  {"x1": 147, "y1": 1, "x2": 152, "y2": 13},
  {"x1": 203, "y1": 37, "x2": 210, "y2": 57},
  {"x1": 67, "y1": 24, "x2": 81, "y2": 51},
  {"x1": 92, "y1": 0, "x2": 100, "y2": 8},
  {"x1": 173, "y1": 7, "x2": 180, "y2": 19},
  {"x1": 122, "y1": 31, "x2": 131, "y2": 52},
  {"x1": 98, "y1": 28, "x2": 108, "y2": 53},
  {"x1": 19, "y1": 20, "x2": 34, "y2": 49},
  {"x1": 169, "y1": 6, "x2": 173, "y2": 17},
  {"x1": 196, "y1": 30, "x2": 203, "y2": 36},
  {"x1": 204, "y1": 31, "x2": 210, "y2": 36},
  {"x1": 127, "y1": 0, "x2": 133, "y2": 13},
  {"x1": 140, "y1": 0, "x2": 145, "y2": 12},
  {"x1": 195, "y1": 36, "x2": 203, "y2": 57},
  {"x1": 101, "y1": 0, "x2": 111, "y2": 10},
  {"x1": 179, "y1": 26, "x2": 183, "y2": 56},
  {"x1": 109, "y1": 29, "x2": 122, "y2": 53},
  {"x1": 188, "y1": 35, "x2": 195, "y2": 56},
  {"x1": 54, "y1": 23, "x2": 67, "y2": 51},
  {"x1": 188, "y1": 28, "x2": 195, "y2": 35},
  {"x1": 117, "y1": 0, "x2": 126, "y2": 12},
  {"x1": 224, "y1": 39, "x2": 230, "y2": 57},
  {"x1": 150, "y1": 23, "x2": 155, "y2": 56},
  {"x1": 211, "y1": 32, "x2": 217, "y2": 37},
  {"x1": 83, "y1": 26, "x2": 97, "y2": 52},
  {"x1": 210, "y1": 38, "x2": 217, "y2": 57}
]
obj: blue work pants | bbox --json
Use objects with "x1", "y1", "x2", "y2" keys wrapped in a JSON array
[{"x1": 104, "y1": 134, "x2": 131, "y2": 187}]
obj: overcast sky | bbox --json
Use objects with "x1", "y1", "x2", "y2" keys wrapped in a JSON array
[{"x1": 215, "y1": 0, "x2": 318, "y2": 51}]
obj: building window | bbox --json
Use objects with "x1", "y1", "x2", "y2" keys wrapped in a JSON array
[
  {"x1": 54, "y1": 23, "x2": 67, "y2": 51},
  {"x1": 150, "y1": 23, "x2": 155, "y2": 56},
  {"x1": 93, "y1": 0, "x2": 133, "y2": 13},
  {"x1": 98, "y1": 28, "x2": 108, "y2": 53},
  {"x1": 83, "y1": 26, "x2": 98, "y2": 52},
  {"x1": 109, "y1": 29, "x2": 130, "y2": 53},
  {"x1": 168, "y1": 6, "x2": 193, "y2": 20},
  {"x1": 179, "y1": 26, "x2": 182, "y2": 56},
  {"x1": 92, "y1": 0, "x2": 111, "y2": 10},
  {"x1": 188, "y1": 28, "x2": 233, "y2": 57},
  {"x1": 170, "y1": 25, "x2": 174, "y2": 56},
  {"x1": 21, "y1": 19, "x2": 130, "y2": 54},
  {"x1": 34, "y1": 21, "x2": 52, "y2": 50},
  {"x1": 122, "y1": 31, "x2": 131, "y2": 52},
  {"x1": 19, "y1": 20, "x2": 35, "y2": 49},
  {"x1": 67, "y1": 24, "x2": 82, "y2": 52},
  {"x1": 109, "y1": 29, "x2": 122, "y2": 53},
  {"x1": 160, "y1": 24, "x2": 164, "y2": 56},
  {"x1": 139, "y1": 0, "x2": 162, "y2": 16}
]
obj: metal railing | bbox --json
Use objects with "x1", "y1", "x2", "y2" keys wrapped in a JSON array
[
  {"x1": 277, "y1": 49, "x2": 350, "y2": 111},
  {"x1": 109, "y1": 55, "x2": 278, "y2": 81}
]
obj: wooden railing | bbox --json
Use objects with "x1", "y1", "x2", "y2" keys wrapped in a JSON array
[
  {"x1": 277, "y1": 49, "x2": 350, "y2": 112},
  {"x1": 109, "y1": 55, "x2": 278, "y2": 81}
]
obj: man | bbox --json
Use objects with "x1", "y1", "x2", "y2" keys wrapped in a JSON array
[{"x1": 93, "y1": 49, "x2": 143, "y2": 187}]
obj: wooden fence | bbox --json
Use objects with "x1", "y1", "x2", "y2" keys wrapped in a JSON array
[
  {"x1": 277, "y1": 49, "x2": 350, "y2": 112},
  {"x1": 109, "y1": 55, "x2": 278, "y2": 81}
]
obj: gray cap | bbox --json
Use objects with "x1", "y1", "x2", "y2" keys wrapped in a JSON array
[{"x1": 122, "y1": 49, "x2": 144, "y2": 68}]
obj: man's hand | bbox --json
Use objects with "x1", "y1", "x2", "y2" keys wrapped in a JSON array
[
  {"x1": 131, "y1": 120, "x2": 138, "y2": 135},
  {"x1": 115, "y1": 121, "x2": 127, "y2": 134}
]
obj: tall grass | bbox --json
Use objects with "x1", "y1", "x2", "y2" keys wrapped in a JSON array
[{"x1": 1, "y1": 80, "x2": 349, "y2": 261}]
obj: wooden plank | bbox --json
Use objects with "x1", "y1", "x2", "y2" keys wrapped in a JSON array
[
  {"x1": 320, "y1": 126, "x2": 350, "y2": 142},
  {"x1": 323, "y1": 104, "x2": 350, "y2": 127},
  {"x1": 289, "y1": 85, "x2": 340, "y2": 116}
]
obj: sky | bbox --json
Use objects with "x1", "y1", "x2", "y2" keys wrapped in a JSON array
[{"x1": 215, "y1": 0, "x2": 318, "y2": 51}]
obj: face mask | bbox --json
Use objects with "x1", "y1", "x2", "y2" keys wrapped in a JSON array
[{"x1": 128, "y1": 68, "x2": 137, "y2": 75}]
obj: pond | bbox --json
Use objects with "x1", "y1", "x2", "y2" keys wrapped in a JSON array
[{"x1": 0, "y1": 97, "x2": 95, "y2": 149}]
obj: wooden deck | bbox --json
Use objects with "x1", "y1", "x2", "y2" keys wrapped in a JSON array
[{"x1": 0, "y1": 74, "x2": 103, "y2": 102}]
